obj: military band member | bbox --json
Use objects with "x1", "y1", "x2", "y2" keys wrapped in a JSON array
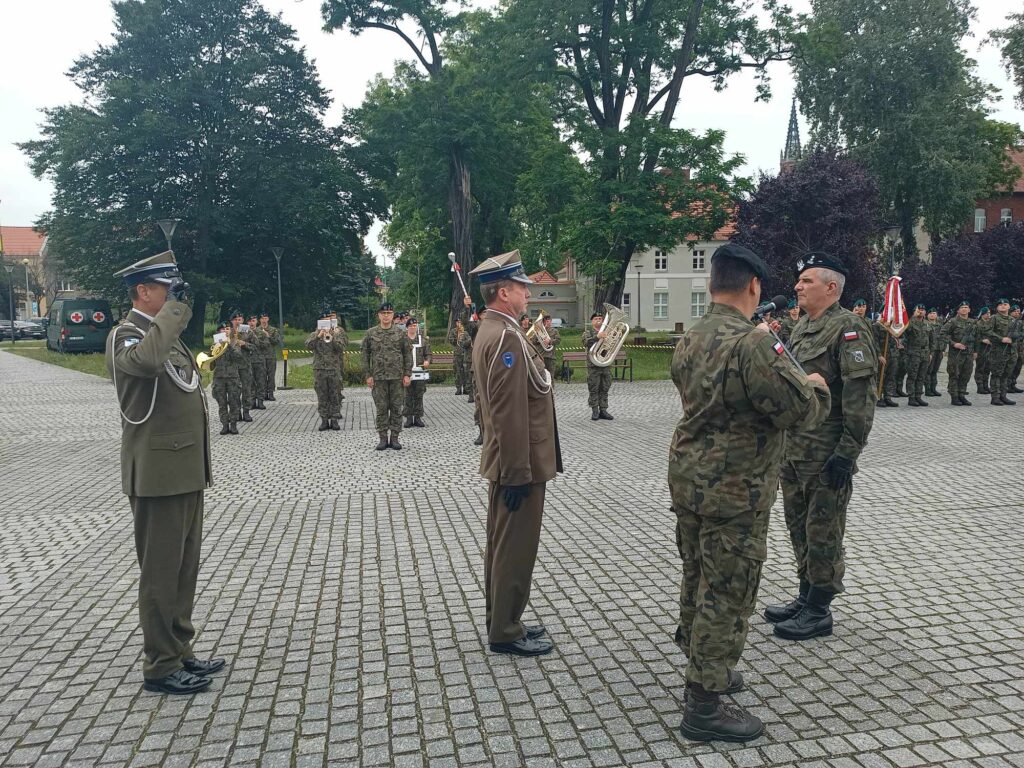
[
  {"x1": 987, "y1": 298, "x2": 1018, "y2": 406},
  {"x1": 469, "y1": 250, "x2": 561, "y2": 657},
  {"x1": 462, "y1": 296, "x2": 478, "y2": 404},
  {"x1": 449, "y1": 319, "x2": 469, "y2": 395},
  {"x1": 305, "y1": 309, "x2": 346, "y2": 431},
  {"x1": 246, "y1": 314, "x2": 268, "y2": 410},
  {"x1": 768, "y1": 252, "x2": 877, "y2": 641},
  {"x1": 329, "y1": 311, "x2": 349, "y2": 419},
  {"x1": 210, "y1": 321, "x2": 244, "y2": 434},
  {"x1": 229, "y1": 310, "x2": 255, "y2": 422},
  {"x1": 259, "y1": 311, "x2": 280, "y2": 400},
  {"x1": 105, "y1": 252, "x2": 222, "y2": 696},
  {"x1": 940, "y1": 301, "x2": 976, "y2": 405},
  {"x1": 541, "y1": 315, "x2": 560, "y2": 375},
  {"x1": 670, "y1": 244, "x2": 829, "y2": 742},
  {"x1": 582, "y1": 311, "x2": 613, "y2": 420},
  {"x1": 925, "y1": 308, "x2": 943, "y2": 396},
  {"x1": 974, "y1": 306, "x2": 993, "y2": 394},
  {"x1": 361, "y1": 302, "x2": 412, "y2": 450},
  {"x1": 403, "y1": 317, "x2": 431, "y2": 427}
]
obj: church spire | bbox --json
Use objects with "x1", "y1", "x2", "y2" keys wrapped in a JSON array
[{"x1": 780, "y1": 97, "x2": 802, "y2": 172}]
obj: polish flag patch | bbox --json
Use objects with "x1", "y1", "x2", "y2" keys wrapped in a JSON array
[
  {"x1": 772, "y1": 341, "x2": 785, "y2": 355},
  {"x1": 843, "y1": 330, "x2": 859, "y2": 341}
]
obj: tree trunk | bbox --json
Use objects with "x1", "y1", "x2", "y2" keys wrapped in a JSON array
[
  {"x1": 593, "y1": 241, "x2": 636, "y2": 309},
  {"x1": 447, "y1": 144, "x2": 473, "y2": 330}
]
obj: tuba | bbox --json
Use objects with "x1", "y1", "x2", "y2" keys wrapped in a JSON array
[
  {"x1": 196, "y1": 340, "x2": 229, "y2": 371},
  {"x1": 525, "y1": 310, "x2": 554, "y2": 352},
  {"x1": 587, "y1": 303, "x2": 631, "y2": 367}
]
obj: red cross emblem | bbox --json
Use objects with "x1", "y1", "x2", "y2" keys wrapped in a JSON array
[
  {"x1": 92, "y1": 311, "x2": 106, "y2": 323},
  {"x1": 69, "y1": 311, "x2": 84, "y2": 323}
]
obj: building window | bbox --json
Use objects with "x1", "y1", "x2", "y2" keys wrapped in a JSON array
[
  {"x1": 1001, "y1": 208, "x2": 1012, "y2": 227},
  {"x1": 692, "y1": 250, "x2": 706, "y2": 271},
  {"x1": 691, "y1": 291, "x2": 706, "y2": 318},
  {"x1": 653, "y1": 292, "x2": 669, "y2": 319},
  {"x1": 654, "y1": 251, "x2": 668, "y2": 271},
  {"x1": 621, "y1": 293, "x2": 630, "y2": 308},
  {"x1": 538, "y1": 290, "x2": 555, "y2": 298},
  {"x1": 58, "y1": 279, "x2": 74, "y2": 292},
  {"x1": 974, "y1": 208, "x2": 986, "y2": 233}
]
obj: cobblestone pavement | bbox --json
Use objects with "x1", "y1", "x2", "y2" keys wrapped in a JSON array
[{"x1": 1, "y1": 349, "x2": 1023, "y2": 768}]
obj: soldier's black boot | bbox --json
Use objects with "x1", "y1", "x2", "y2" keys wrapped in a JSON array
[
  {"x1": 219, "y1": 424, "x2": 230, "y2": 435},
  {"x1": 959, "y1": 395, "x2": 972, "y2": 406},
  {"x1": 319, "y1": 418, "x2": 330, "y2": 431},
  {"x1": 883, "y1": 396, "x2": 898, "y2": 407},
  {"x1": 951, "y1": 394, "x2": 962, "y2": 406},
  {"x1": 467, "y1": 394, "x2": 474, "y2": 403},
  {"x1": 991, "y1": 395, "x2": 1004, "y2": 405},
  {"x1": 896, "y1": 388, "x2": 908, "y2": 397},
  {"x1": 375, "y1": 433, "x2": 389, "y2": 451},
  {"x1": 907, "y1": 397, "x2": 921, "y2": 406},
  {"x1": 1000, "y1": 395, "x2": 1016, "y2": 405},
  {"x1": 413, "y1": 416, "x2": 426, "y2": 427},
  {"x1": 254, "y1": 399, "x2": 266, "y2": 410},
  {"x1": 266, "y1": 393, "x2": 276, "y2": 401},
  {"x1": 679, "y1": 683, "x2": 764, "y2": 743},
  {"x1": 228, "y1": 422, "x2": 239, "y2": 435},
  {"x1": 876, "y1": 398, "x2": 887, "y2": 408},
  {"x1": 455, "y1": 386, "x2": 463, "y2": 395},
  {"x1": 389, "y1": 432, "x2": 402, "y2": 450},
  {"x1": 404, "y1": 415, "x2": 414, "y2": 428},
  {"x1": 925, "y1": 389, "x2": 939, "y2": 397},
  {"x1": 591, "y1": 408, "x2": 600, "y2": 421},
  {"x1": 1009, "y1": 384, "x2": 1024, "y2": 393},
  {"x1": 242, "y1": 409, "x2": 253, "y2": 422},
  {"x1": 774, "y1": 587, "x2": 834, "y2": 641},
  {"x1": 329, "y1": 418, "x2": 341, "y2": 430},
  {"x1": 599, "y1": 409, "x2": 614, "y2": 420},
  {"x1": 764, "y1": 580, "x2": 809, "y2": 623},
  {"x1": 473, "y1": 426, "x2": 483, "y2": 446},
  {"x1": 917, "y1": 395, "x2": 928, "y2": 406}
]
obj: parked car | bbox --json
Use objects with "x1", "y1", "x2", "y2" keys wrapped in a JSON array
[
  {"x1": 46, "y1": 298, "x2": 114, "y2": 353},
  {"x1": 0, "y1": 321, "x2": 23, "y2": 340},
  {"x1": 15, "y1": 321, "x2": 46, "y2": 339},
  {"x1": 29, "y1": 316, "x2": 50, "y2": 330}
]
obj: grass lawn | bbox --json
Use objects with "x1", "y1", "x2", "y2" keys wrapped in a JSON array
[{"x1": 5, "y1": 347, "x2": 215, "y2": 387}]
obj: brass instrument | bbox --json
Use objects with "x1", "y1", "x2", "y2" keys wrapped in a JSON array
[
  {"x1": 587, "y1": 303, "x2": 631, "y2": 367},
  {"x1": 196, "y1": 340, "x2": 229, "y2": 371},
  {"x1": 525, "y1": 311, "x2": 554, "y2": 352}
]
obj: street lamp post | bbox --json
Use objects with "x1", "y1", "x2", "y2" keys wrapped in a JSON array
[
  {"x1": 3, "y1": 263, "x2": 14, "y2": 344},
  {"x1": 22, "y1": 258, "x2": 31, "y2": 320},
  {"x1": 634, "y1": 264, "x2": 643, "y2": 328},
  {"x1": 270, "y1": 247, "x2": 291, "y2": 390},
  {"x1": 156, "y1": 218, "x2": 181, "y2": 253}
]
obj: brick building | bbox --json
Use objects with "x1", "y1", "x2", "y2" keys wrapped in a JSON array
[{"x1": 970, "y1": 149, "x2": 1024, "y2": 232}]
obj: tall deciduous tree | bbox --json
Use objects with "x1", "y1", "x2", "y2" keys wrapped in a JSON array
[
  {"x1": 504, "y1": 0, "x2": 794, "y2": 305},
  {"x1": 22, "y1": 0, "x2": 377, "y2": 342},
  {"x1": 794, "y1": 0, "x2": 1022, "y2": 260},
  {"x1": 992, "y1": 12, "x2": 1024, "y2": 107},
  {"x1": 732, "y1": 149, "x2": 882, "y2": 305}
]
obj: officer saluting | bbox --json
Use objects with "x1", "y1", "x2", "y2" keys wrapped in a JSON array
[
  {"x1": 470, "y1": 251, "x2": 563, "y2": 657},
  {"x1": 105, "y1": 252, "x2": 223, "y2": 695}
]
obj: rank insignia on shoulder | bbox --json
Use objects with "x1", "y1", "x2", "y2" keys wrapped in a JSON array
[
  {"x1": 843, "y1": 330, "x2": 859, "y2": 341},
  {"x1": 502, "y1": 351, "x2": 514, "y2": 368},
  {"x1": 123, "y1": 337, "x2": 141, "y2": 348},
  {"x1": 772, "y1": 341, "x2": 785, "y2": 355}
]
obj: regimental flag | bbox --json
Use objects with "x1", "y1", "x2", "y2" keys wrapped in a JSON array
[{"x1": 881, "y1": 276, "x2": 909, "y2": 337}]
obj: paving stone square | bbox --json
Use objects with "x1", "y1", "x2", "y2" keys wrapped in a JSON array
[{"x1": 1, "y1": 349, "x2": 1023, "y2": 767}]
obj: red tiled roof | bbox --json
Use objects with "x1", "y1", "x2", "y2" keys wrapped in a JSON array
[
  {"x1": 0, "y1": 226, "x2": 46, "y2": 257},
  {"x1": 527, "y1": 270, "x2": 561, "y2": 284}
]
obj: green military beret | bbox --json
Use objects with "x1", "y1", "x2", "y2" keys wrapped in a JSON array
[{"x1": 959, "y1": 300, "x2": 970, "y2": 308}]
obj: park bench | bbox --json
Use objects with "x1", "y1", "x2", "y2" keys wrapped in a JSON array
[
  {"x1": 428, "y1": 352, "x2": 456, "y2": 376},
  {"x1": 559, "y1": 351, "x2": 633, "y2": 383}
]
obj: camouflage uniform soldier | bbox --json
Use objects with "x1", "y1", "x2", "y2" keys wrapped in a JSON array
[
  {"x1": 259, "y1": 311, "x2": 279, "y2": 400},
  {"x1": 987, "y1": 298, "x2": 1019, "y2": 406},
  {"x1": 874, "y1": 319, "x2": 903, "y2": 408},
  {"x1": 925, "y1": 308, "x2": 943, "y2": 396},
  {"x1": 362, "y1": 302, "x2": 413, "y2": 450},
  {"x1": 448, "y1": 319, "x2": 469, "y2": 395},
  {"x1": 246, "y1": 314, "x2": 267, "y2": 410},
  {"x1": 582, "y1": 312, "x2": 613, "y2": 420},
  {"x1": 305, "y1": 310, "x2": 346, "y2": 431},
  {"x1": 329, "y1": 313, "x2": 349, "y2": 419},
  {"x1": 670, "y1": 244, "x2": 830, "y2": 743},
  {"x1": 974, "y1": 307, "x2": 993, "y2": 394},
  {"x1": 1009, "y1": 305, "x2": 1024, "y2": 393},
  {"x1": 777, "y1": 301, "x2": 800, "y2": 344},
  {"x1": 461, "y1": 298, "x2": 478, "y2": 403},
  {"x1": 542, "y1": 316, "x2": 560, "y2": 375},
  {"x1": 903, "y1": 304, "x2": 931, "y2": 407},
  {"x1": 210, "y1": 323, "x2": 244, "y2": 434},
  {"x1": 768, "y1": 252, "x2": 877, "y2": 642},
  {"x1": 403, "y1": 317, "x2": 431, "y2": 427},
  {"x1": 940, "y1": 302, "x2": 974, "y2": 405},
  {"x1": 228, "y1": 310, "x2": 254, "y2": 422}
]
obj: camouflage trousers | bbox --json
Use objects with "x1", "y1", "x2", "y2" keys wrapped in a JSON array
[
  {"x1": 673, "y1": 506, "x2": 765, "y2": 692},
  {"x1": 894, "y1": 354, "x2": 907, "y2": 393},
  {"x1": 372, "y1": 379, "x2": 405, "y2": 434},
  {"x1": 903, "y1": 351, "x2": 930, "y2": 397},
  {"x1": 945, "y1": 349, "x2": 974, "y2": 397},
  {"x1": 543, "y1": 356, "x2": 555, "y2": 376},
  {"x1": 453, "y1": 352, "x2": 468, "y2": 392},
  {"x1": 239, "y1": 357, "x2": 254, "y2": 407},
  {"x1": 212, "y1": 379, "x2": 241, "y2": 425},
  {"x1": 881, "y1": 350, "x2": 901, "y2": 397},
  {"x1": 262, "y1": 354, "x2": 276, "y2": 395},
  {"x1": 927, "y1": 349, "x2": 943, "y2": 392},
  {"x1": 780, "y1": 460, "x2": 853, "y2": 595},
  {"x1": 250, "y1": 355, "x2": 266, "y2": 400},
  {"x1": 586, "y1": 366, "x2": 611, "y2": 409},
  {"x1": 403, "y1": 380, "x2": 427, "y2": 417},
  {"x1": 464, "y1": 364, "x2": 475, "y2": 399},
  {"x1": 975, "y1": 349, "x2": 991, "y2": 391},
  {"x1": 988, "y1": 344, "x2": 1016, "y2": 397},
  {"x1": 313, "y1": 369, "x2": 340, "y2": 420},
  {"x1": 1011, "y1": 351, "x2": 1023, "y2": 387}
]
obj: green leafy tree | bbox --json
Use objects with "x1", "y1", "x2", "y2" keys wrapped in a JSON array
[
  {"x1": 992, "y1": 12, "x2": 1024, "y2": 107},
  {"x1": 794, "y1": 0, "x2": 1022, "y2": 259},
  {"x1": 21, "y1": 0, "x2": 379, "y2": 343}
]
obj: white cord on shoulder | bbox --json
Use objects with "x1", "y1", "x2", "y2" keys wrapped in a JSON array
[
  {"x1": 485, "y1": 321, "x2": 552, "y2": 403},
  {"x1": 108, "y1": 326, "x2": 159, "y2": 426}
]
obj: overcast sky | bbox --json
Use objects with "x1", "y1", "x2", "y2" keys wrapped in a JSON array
[{"x1": 1, "y1": 0, "x2": 1021, "y2": 259}]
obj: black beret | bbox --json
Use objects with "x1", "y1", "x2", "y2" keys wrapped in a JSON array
[
  {"x1": 229, "y1": 308, "x2": 243, "y2": 319},
  {"x1": 259, "y1": 309, "x2": 269, "y2": 317},
  {"x1": 405, "y1": 316, "x2": 418, "y2": 325},
  {"x1": 712, "y1": 243, "x2": 768, "y2": 281},
  {"x1": 795, "y1": 251, "x2": 848, "y2": 277},
  {"x1": 378, "y1": 302, "x2": 394, "y2": 312},
  {"x1": 590, "y1": 311, "x2": 603, "y2": 320}
]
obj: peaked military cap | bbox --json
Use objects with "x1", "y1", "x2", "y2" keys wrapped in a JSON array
[
  {"x1": 853, "y1": 298, "x2": 867, "y2": 307},
  {"x1": 378, "y1": 301, "x2": 394, "y2": 312},
  {"x1": 469, "y1": 250, "x2": 533, "y2": 285},
  {"x1": 114, "y1": 251, "x2": 181, "y2": 287},
  {"x1": 795, "y1": 251, "x2": 848, "y2": 277},
  {"x1": 711, "y1": 243, "x2": 768, "y2": 281}
]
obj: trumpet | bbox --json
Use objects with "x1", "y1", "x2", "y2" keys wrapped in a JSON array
[
  {"x1": 588, "y1": 303, "x2": 631, "y2": 367},
  {"x1": 196, "y1": 340, "x2": 229, "y2": 371},
  {"x1": 318, "y1": 327, "x2": 333, "y2": 344},
  {"x1": 525, "y1": 311, "x2": 554, "y2": 352}
]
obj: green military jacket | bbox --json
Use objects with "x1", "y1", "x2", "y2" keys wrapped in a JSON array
[
  {"x1": 668, "y1": 303, "x2": 830, "y2": 558},
  {"x1": 928, "y1": 320, "x2": 944, "y2": 353},
  {"x1": 902, "y1": 317, "x2": 931, "y2": 355},
  {"x1": 361, "y1": 324, "x2": 412, "y2": 380},
  {"x1": 544, "y1": 327, "x2": 561, "y2": 362},
  {"x1": 106, "y1": 303, "x2": 213, "y2": 497},
  {"x1": 940, "y1": 316, "x2": 974, "y2": 353},
  {"x1": 581, "y1": 327, "x2": 604, "y2": 368},
  {"x1": 211, "y1": 339, "x2": 244, "y2": 380},
  {"x1": 305, "y1": 330, "x2": 347, "y2": 371},
  {"x1": 785, "y1": 301, "x2": 877, "y2": 465},
  {"x1": 407, "y1": 333, "x2": 432, "y2": 368},
  {"x1": 249, "y1": 324, "x2": 271, "y2": 355},
  {"x1": 975, "y1": 317, "x2": 993, "y2": 354},
  {"x1": 987, "y1": 312, "x2": 1017, "y2": 349},
  {"x1": 262, "y1": 324, "x2": 280, "y2": 357}
]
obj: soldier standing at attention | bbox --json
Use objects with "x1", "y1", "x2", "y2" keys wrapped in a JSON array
[
  {"x1": 259, "y1": 311, "x2": 280, "y2": 401},
  {"x1": 403, "y1": 317, "x2": 431, "y2": 428},
  {"x1": 902, "y1": 304, "x2": 931, "y2": 407},
  {"x1": 925, "y1": 308, "x2": 943, "y2": 397},
  {"x1": 362, "y1": 302, "x2": 412, "y2": 450},
  {"x1": 670, "y1": 244, "x2": 829, "y2": 742},
  {"x1": 941, "y1": 301, "x2": 976, "y2": 406},
  {"x1": 329, "y1": 311, "x2": 349, "y2": 419},
  {"x1": 987, "y1": 298, "x2": 1018, "y2": 406},
  {"x1": 974, "y1": 307, "x2": 993, "y2": 394},
  {"x1": 305, "y1": 309, "x2": 345, "y2": 431},
  {"x1": 449, "y1": 319, "x2": 469, "y2": 395},
  {"x1": 210, "y1": 321, "x2": 244, "y2": 434},
  {"x1": 582, "y1": 311, "x2": 613, "y2": 421},
  {"x1": 1009, "y1": 305, "x2": 1024, "y2": 393},
  {"x1": 105, "y1": 252, "x2": 222, "y2": 696},
  {"x1": 469, "y1": 250, "x2": 561, "y2": 658},
  {"x1": 767, "y1": 252, "x2": 877, "y2": 641},
  {"x1": 246, "y1": 314, "x2": 267, "y2": 411}
]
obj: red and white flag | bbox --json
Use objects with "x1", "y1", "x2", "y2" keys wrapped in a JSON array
[{"x1": 881, "y1": 276, "x2": 909, "y2": 337}]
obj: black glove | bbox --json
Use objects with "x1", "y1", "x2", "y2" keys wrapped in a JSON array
[
  {"x1": 821, "y1": 454, "x2": 853, "y2": 490},
  {"x1": 167, "y1": 278, "x2": 190, "y2": 303},
  {"x1": 502, "y1": 484, "x2": 531, "y2": 512}
]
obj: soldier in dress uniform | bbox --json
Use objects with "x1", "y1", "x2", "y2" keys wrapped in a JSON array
[
  {"x1": 105, "y1": 252, "x2": 223, "y2": 695},
  {"x1": 669, "y1": 244, "x2": 829, "y2": 742},
  {"x1": 305, "y1": 309, "x2": 346, "y2": 431},
  {"x1": 210, "y1": 321, "x2": 244, "y2": 434},
  {"x1": 361, "y1": 302, "x2": 412, "y2": 450},
  {"x1": 940, "y1": 301, "x2": 976, "y2": 406},
  {"x1": 246, "y1": 314, "x2": 267, "y2": 410},
  {"x1": 767, "y1": 252, "x2": 877, "y2": 641},
  {"x1": 582, "y1": 312, "x2": 613, "y2": 421},
  {"x1": 403, "y1": 317, "x2": 431, "y2": 428},
  {"x1": 259, "y1": 311, "x2": 280, "y2": 401},
  {"x1": 469, "y1": 250, "x2": 561, "y2": 658}
]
